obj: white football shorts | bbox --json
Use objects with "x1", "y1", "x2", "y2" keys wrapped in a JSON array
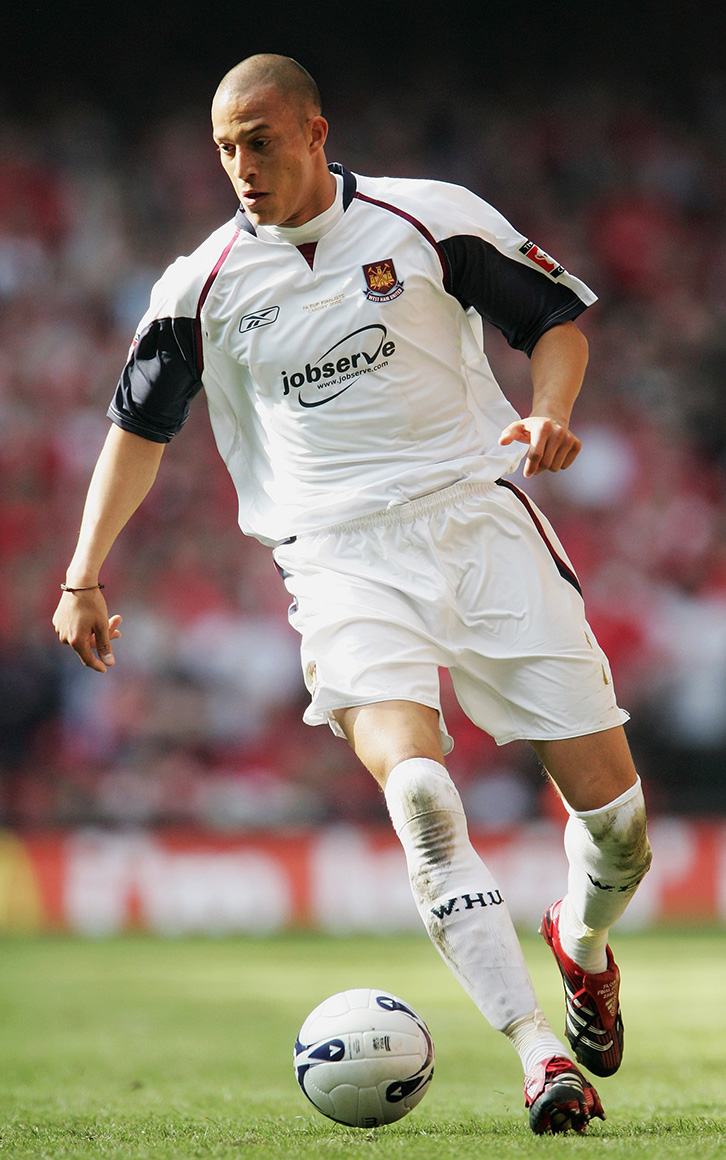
[{"x1": 272, "y1": 478, "x2": 629, "y2": 750}]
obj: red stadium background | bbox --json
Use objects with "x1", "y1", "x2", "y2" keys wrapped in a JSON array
[
  {"x1": 2, "y1": 819, "x2": 725, "y2": 934},
  {"x1": 1, "y1": 1, "x2": 725, "y2": 931}
]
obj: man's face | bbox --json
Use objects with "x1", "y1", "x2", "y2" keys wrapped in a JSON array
[{"x1": 212, "y1": 84, "x2": 332, "y2": 228}]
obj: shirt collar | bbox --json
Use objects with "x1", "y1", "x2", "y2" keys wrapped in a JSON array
[{"x1": 234, "y1": 163, "x2": 357, "y2": 236}]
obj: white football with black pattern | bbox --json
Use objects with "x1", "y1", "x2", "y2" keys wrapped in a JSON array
[{"x1": 294, "y1": 988, "x2": 435, "y2": 1128}]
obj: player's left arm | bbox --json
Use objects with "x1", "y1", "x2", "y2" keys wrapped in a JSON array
[
  {"x1": 415, "y1": 180, "x2": 593, "y2": 478},
  {"x1": 498, "y1": 320, "x2": 588, "y2": 478}
]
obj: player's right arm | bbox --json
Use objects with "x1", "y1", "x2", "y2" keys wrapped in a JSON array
[
  {"x1": 52, "y1": 425, "x2": 165, "y2": 673},
  {"x1": 54, "y1": 230, "x2": 231, "y2": 671}
]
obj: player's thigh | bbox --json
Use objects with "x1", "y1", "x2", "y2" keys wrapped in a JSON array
[
  {"x1": 531, "y1": 725, "x2": 638, "y2": 812},
  {"x1": 450, "y1": 634, "x2": 627, "y2": 751},
  {"x1": 274, "y1": 523, "x2": 454, "y2": 762},
  {"x1": 448, "y1": 485, "x2": 628, "y2": 749},
  {"x1": 333, "y1": 700, "x2": 445, "y2": 788}
]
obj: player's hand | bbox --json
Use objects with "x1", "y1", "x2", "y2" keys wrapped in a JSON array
[
  {"x1": 52, "y1": 588, "x2": 122, "y2": 673},
  {"x1": 498, "y1": 416, "x2": 582, "y2": 479}
]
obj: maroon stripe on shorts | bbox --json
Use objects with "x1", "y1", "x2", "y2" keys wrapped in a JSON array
[{"x1": 495, "y1": 478, "x2": 582, "y2": 597}]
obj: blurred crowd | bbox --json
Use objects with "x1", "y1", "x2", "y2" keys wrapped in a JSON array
[{"x1": 1, "y1": 75, "x2": 725, "y2": 829}]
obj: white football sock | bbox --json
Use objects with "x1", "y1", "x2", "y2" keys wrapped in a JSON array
[
  {"x1": 560, "y1": 776, "x2": 652, "y2": 972},
  {"x1": 385, "y1": 757, "x2": 569, "y2": 1070},
  {"x1": 503, "y1": 1007, "x2": 570, "y2": 1076}
]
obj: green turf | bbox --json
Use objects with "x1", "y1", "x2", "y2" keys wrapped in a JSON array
[{"x1": 0, "y1": 929, "x2": 724, "y2": 1158}]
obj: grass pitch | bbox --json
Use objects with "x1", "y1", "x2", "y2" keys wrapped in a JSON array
[{"x1": 0, "y1": 929, "x2": 724, "y2": 1158}]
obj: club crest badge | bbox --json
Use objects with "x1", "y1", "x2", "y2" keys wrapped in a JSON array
[{"x1": 361, "y1": 258, "x2": 404, "y2": 303}]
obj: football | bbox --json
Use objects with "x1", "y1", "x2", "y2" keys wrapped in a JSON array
[{"x1": 294, "y1": 988, "x2": 435, "y2": 1128}]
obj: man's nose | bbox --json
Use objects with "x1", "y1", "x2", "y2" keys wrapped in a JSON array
[{"x1": 234, "y1": 148, "x2": 257, "y2": 181}]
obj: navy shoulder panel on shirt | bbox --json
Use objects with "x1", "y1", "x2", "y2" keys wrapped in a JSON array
[
  {"x1": 328, "y1": 163, "x2": 358, "y2": 209},
  {"x1": 107, "y1": 315, "x2": 202, "y2": 443},
  {"x1": 440, "y1": 234, "x2": 587, "y2": 356}
]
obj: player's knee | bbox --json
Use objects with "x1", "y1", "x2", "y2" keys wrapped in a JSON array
[
  {"x1": 600, "y1": 789, "x2": 651, "y2": 879},
  {"x1": 624, "y1": 804, "x2": 652, "y2": 885},
  {"x1": 385, "y1": 758, "x2": 469, "y2": 891},
  {"x1": 386, "y1": 758, "x2": 464, "y2": 831},
  {"x1": 611, "y1": 805, "x2": 652, "y2": 888},
  {"x1": 566, "y1": 780, "x2": 652, "y2": 888}
]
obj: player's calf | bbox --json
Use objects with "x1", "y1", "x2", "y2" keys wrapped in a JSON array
[
  {"x1": 384, "y1": 757, "x2": 540, "y2": 1030},
  {"x1": 562, "y1": 776, "x2": 652, "y2": 968},
  {"x1": 385, "y1": 757, "x2": 582, "y2": 1124}
]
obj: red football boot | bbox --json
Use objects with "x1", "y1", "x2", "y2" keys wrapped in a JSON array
[
  {"x1": 525, "y1": 1055, "x2": 605, "y2": 1135},
  {"x1": 541, "y1": 899, "x2": 624, "y2": 1077}
]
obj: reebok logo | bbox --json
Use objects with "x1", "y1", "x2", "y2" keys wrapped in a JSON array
[
  {"x1": 239, "y1": 306, "x2": 280, "y2": 332},
  {"x1": 430, "y1": 890, "x2": 503, "y2": 919},
  {"x1": 281, "y1": 324, "x2": 396, "y2": 408}
]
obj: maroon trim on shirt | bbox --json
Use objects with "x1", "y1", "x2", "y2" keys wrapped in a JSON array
[
  {"x1": 353, "y1": 191, "x2": 450, "y2": 290},
  {"x1": 495, "y1": 478, "x2": 583, "y2": 597},
  {"x1": 297, "y1": 242, "x2": 318, "y2": 271},
  {"x1": 195, "y1": 228, "x2": 240, "y2": 371}
]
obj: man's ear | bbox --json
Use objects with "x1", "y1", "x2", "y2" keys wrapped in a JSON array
[{"x1": 309, "y1": 115, "x2": 329, "y2": 152}]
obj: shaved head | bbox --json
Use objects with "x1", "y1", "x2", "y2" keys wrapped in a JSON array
[
  {"x1": 214, "y1": 54, "x2": 321, "y2": 123},
  {"x1": 210, "y1": 52, "x2": 333, "y2": 228}
]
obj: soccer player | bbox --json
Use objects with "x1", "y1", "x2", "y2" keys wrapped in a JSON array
[{"x1": 53, "y1": 54, "x2": 652, "y2": 1134}]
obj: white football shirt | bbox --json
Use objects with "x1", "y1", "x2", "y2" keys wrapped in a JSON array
[{"x1": 109, "y1": 166, "x2": 596, "y2": 544}]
